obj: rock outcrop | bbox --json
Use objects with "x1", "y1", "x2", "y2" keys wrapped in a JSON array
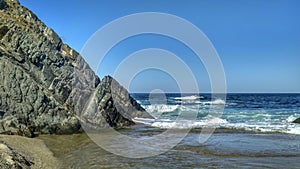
[
  {"x1": 292, "y1": 118, "x2": 300, "y2": 124},
  {"x1": 0, "y1": 0, "x2": 149, "y2": 137}
]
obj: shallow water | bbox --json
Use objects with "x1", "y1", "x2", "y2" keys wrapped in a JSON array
[{"x1": 39, "y1": 127, "x2": 300, "y2": 169}]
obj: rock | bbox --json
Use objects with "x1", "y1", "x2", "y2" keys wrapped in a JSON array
[
  {"x1": 80, "y1": 76, "x2": 152, "y2": 129},
  {"x1": 0, "y1": 0, "x2": 7, "y2": 10},
  {"x1": 0, "y1": 141, "x2": 33, "y2": 169},
  {"x1": 0, "y1": 0, "x2": 150, "y2": 137},
  {"x1": 292, "y1": 118, "x2": 300, "y2": 124}
]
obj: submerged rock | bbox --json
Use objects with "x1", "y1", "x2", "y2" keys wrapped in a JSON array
[
  {"x1": 0, "y1": 0, "x2": 149, "y2": 137},
  {"x1": 292, "y1": 118, "x2": 300, "y2": 124}
]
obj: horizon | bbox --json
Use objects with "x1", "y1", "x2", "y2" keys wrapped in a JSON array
[{"x1": 19, "y1": 0, "x2": 300, "y2": 93}]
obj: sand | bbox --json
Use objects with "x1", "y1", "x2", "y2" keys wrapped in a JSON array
[{"x1": 0, "y1": 135, "x2": 64, "y2": 169}]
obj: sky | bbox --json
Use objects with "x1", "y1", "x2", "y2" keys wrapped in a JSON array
[{"x1": 19, "y1": 0, "x2": 300, "y2": 93}]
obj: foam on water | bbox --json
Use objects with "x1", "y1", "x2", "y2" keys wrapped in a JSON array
[
  {"x1": 173, "y1": 95, "x2": 203, "y2": 100},
  {"x1": 201, "y1": 99, "x2": 226, "y2": 105},
  {"x1": 131, "y1": 93, "x2": 300, "y2": 135},
  {"x1": 132, "y1": 115, "x2": 300, "y2": 135},
  {"x1": 133, "y1": 117, "x2": 228, "y2": 129},
  {"x1": 143, "y1": 104, "x2": 179, "y2": 113},
  {"x1": 287, "y1": 124, "x2": 300, "y2": 135},
  {"x1": 286, "y1": 115, "x2": 298, "y2": 123}
]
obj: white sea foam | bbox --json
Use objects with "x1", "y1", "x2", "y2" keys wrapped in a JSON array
[
  {"x1": 143, "y1": 104, "x2": 179, "y2": 113},
  {"x1": 136, "y1": 100, "x2": 142, "y2": 105},
  {"x1": 202, "y1": 99, "x2": 226, "y2": 105},
  {"x1": 132, "y1": 117, "x2": 156, "y2": 125},
  {"x1": 287, "y1": 124, "x2": 300, "y2": 135},
  {"x1": 133, "y1": 117, "x2": 228, "y2": 129},
  {"x1": 219, "y1": 122, "x2": 300, "y2": 135},
  {"x1": 151, "y1": 118, "x2": 228, "y2": 129},
  {"x1": 133, "y1": 117, "x2": 300, "y2": 135},
  {"x1": 173, "y1": 95, "x2": 202, "y2": 100},
  {"x1": 206, "y1": 117, "x2": 228, "y2": 124},
  {"x1": 286, "y1": 115, "x2": 298, "y2": 123}
]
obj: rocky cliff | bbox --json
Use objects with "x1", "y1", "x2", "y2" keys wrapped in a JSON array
[{"x1": 0, "y1": 0, "x2": 149, "y2": 137}]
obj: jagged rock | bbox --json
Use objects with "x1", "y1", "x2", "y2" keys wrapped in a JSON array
[
  {"x1": 0, "y1": 0, "x2": 149, "y2": 137},
  {"x1": 81, "y1": 76, "x2": 151, "y2": 129},
  {"x1": 292, "y1": 118, "x2": 300, "y2": 124},
  {"x1": 0, "y1": 141, "x2": 33, "y2": 169}
]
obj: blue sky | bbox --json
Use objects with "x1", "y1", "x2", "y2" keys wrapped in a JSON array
[{"x1": 20, "y1": 0, "x2": 300, "y2": 93}]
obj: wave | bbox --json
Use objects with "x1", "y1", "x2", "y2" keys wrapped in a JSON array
[
  {"x1": 132, "y1": 117, "x2": 156, "y2": 125},
  {"x1": 132, "y1": 117, "x2": 300, "y2": 135},
  {"x1": 132, "y1": 117, "x2": 228, "y2": 129},
  {"x1": 286, "y1": 115, "x2": 299, "y2": 123},
  {"x1": 173, "y1": 95, "x2": 203, "y2": 100},
  {"x1": 201, "y1": 99, "x2": 226, "y2": 105},
  {"x1": 172, "y1": 97, "x2": 227, "y2": 106},
  {"x1": 286, "y1": 125, "x2": 300, "y2": 135},
  {"x1": 143, "y1": 104, "x2": 180, "y2": 114}
]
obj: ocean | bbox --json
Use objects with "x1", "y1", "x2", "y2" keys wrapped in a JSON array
[
  {"x1": 131, "y1": 93, "x2": 300, "y2": 134},
  {"x1": 39, "y1": 93, "x2": 300, "y2": 168}
]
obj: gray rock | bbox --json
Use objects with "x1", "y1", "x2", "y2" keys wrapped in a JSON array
[
  {"x1": 80, "y1": 76, "x2": 151, "y2": 129},
  {"x1": 0, "y1": 0, "x2": 150, "y2": 137},
  {"x1": 0, "y1": 141, "x2": 33, "y2": 169}
]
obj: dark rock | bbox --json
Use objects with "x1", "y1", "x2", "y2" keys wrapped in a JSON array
[
  {"x1": 0, "y1": 26, "x2": 9, "y2": 39},
  {"x1": 0, "y1": 110, "x2": 4, "y2": 117},
  {"x1": 0, "y1": 0, "x2": 7, "y2": 10},
  {"x1": 292, "y1": 118, "x2": 300, "y2": 124},
  {"x1": 80, "y1": 76, "x2": 151, "y2": 129},
  {"x1": 0, "y1": 0, "x2": 150, "y2": 137}
]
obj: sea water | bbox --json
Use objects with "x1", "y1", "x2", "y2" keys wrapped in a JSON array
[
  {"x1": 39, "y1": 93, "x2": 300, "y2": 168},
  {"x1": 131, "y1": 93, "x2": 300, "y2": 134}
]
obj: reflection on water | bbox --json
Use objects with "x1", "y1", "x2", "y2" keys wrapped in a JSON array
[{"x1": 38, "y1": 127, "x2": 300, "y2": 169}]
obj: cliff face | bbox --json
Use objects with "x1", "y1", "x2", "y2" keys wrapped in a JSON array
[{"x1": 0, "y1": 0, "x2": 149, "y2": 137}]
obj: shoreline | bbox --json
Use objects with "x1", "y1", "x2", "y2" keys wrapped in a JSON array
[{"x1": 1, "y1": 128, "x2": 299, "y2": 168}]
